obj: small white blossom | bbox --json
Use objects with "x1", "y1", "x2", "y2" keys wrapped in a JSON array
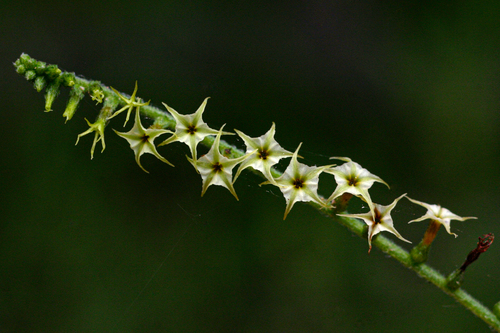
[
  {"x1": 406, "y1": 197, "x2": 477, "y2": 237},
  {"x1": 233, "y1": 122, "x2": 293, "y2": 184},
  {"x1": 326, "y1": 157, "x2": 389, "y2": 219},
  {"x1": 338, "y1": 194, "x2": 411, "y2": 253},
  {"x1": 159, "y1": 97, "x2": 232, "y2": 162},
  {"x1": 188, "y1": 125, "x2": 251, "y2": 200},
  {"x1": 113, "y1": 107, "x2": 174, "y2": 173},
  {"x1": 262, "y1": 143, "x2": 333, "y2": 220}
]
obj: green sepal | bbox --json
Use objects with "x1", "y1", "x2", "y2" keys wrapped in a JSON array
[
  {"x1": 63, "y1": 84, "x2": 85, "y2": 122},
  {"x1": 34, "y1": 62, "x2": 47, "y2": 75},
  {"x1": 44, "y1": 78, "x2": 61, "y2": 112},
  {"x1": 19, "y1": 53, "x2": 32, "y2": 66},
  {"x1": 34, "y1": 76, "x2": 47, "y2": 92},
  {"x1": 17, "y1": 54, "x2": 36, "y2": 72},
  {"x1": 15, "y1": 63, "x2": 26, "y2": 75},
  {"x1": 24, "y1": 70, "x2": 36, "y2": 81},
  {"x1": 45, "y1": 64, "x2": 61, "y2": 80},
  {"x1": 410, "y1": 240, "x2": 431, "y2": 264},
  {"x1": 61, "y1": 72, "x2": 76, "y2": 87},
  {"x1": 446, "y1": 269, "x2": 464, "y2": 291}
]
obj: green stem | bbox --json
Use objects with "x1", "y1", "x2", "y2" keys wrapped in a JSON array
[{"x1": 14, "y1": 54, "x2": 500, "y2": 332}]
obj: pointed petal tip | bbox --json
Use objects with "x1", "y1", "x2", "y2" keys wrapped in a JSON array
[
  {"x1": 139, "y1": 165, "x2": 150, "y2": 173},
  {"x1": 329, "y1": 156, "x2": 351, "y2": 162}
]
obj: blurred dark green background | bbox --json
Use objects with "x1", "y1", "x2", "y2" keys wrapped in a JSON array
[{"x1": 2, "y1": 1, "x2": 500, "y2": 332}]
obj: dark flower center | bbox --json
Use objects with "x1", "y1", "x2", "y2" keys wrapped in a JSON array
[
  {"x1": 373, "y1": 209, "x2": 382, "y2": 225},
  {"x1": 213, "y1": 162, "x2": 223, "y2": 172},
  {"x1": 293, "y1": 179, "x2": 304, "y2": 189},
  {"x1": 348, "y1": 176, "x2": 359, "y2": 186},
  {"x1": 259, "y1": 150, "x2": 269, "y2": 160}
]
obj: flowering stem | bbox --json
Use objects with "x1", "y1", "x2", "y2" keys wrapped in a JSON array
[{"x1": 14, "y1": 54, "x2": 500, "y2": 332}]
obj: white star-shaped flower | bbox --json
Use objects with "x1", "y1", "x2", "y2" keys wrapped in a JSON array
[
  {"x1": 159, "y1": 97, "x2": 232, "y2": 162},
  {"x1": 262, "y1": 143, "x2": 333, "y2": 220},
  {"x1": 188, "y1": 125, "x2": 251, "y2": 200},
  {"x1": 233, "y1": 122, "x2": 293, "y2": 184},
  {"x1": 326, "y1": 157, "x2": 389, "y2": 219},
  {"x1": 338, "y1": 194, "x2": 411, "y2": 253},
  {"x1": 113, "y1": 107, "x2": 174, "y2": 173},
  {"x1": 406, "y1": 197, "x2": 477, "y2": 237}
]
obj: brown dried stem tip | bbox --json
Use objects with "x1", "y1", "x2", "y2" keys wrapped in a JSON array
[
  {"x1": 446, "y1": 233, "x2": 494, "y2": 291},
  {"x1": 459, "y1": 233, "x2": 494, "y2": 272}
]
